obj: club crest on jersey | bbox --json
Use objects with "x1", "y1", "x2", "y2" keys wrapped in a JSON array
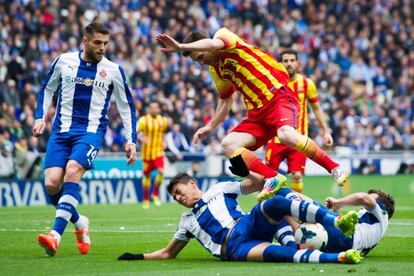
[{"x1": 99, "y1": 69, "x2": 107, "y2": 78}]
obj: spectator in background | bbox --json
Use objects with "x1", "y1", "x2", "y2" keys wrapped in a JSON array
[
  {"x1": 0, "y1": 130, "x2": 15, "y2": 179},
  {"x1": 166, "y1": 123, "x2": 192, "y2": 162}
]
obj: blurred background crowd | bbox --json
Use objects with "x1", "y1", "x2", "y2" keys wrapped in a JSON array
[{"x1": 0, "y1": 0, "x2": 414, "y2": 179}]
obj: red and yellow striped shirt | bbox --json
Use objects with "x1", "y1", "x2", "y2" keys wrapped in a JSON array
[
  {"x1": 137, "y1": 114, "x2": 169, "y2": 161},
  {"x1": 209, "y1": 28, "x2": 289, "y2": 110},
  {"x1": 270, "y1": 73, "x2": 319, "y2": 143}
]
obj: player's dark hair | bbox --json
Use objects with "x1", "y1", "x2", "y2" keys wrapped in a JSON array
[
  {"x1": 182, "y1": 31, "x2": 209, "y2": 57},
  {"x1": 167, "y1": 173, "x2": 195, "y2": 194},
  {"x1": 368, "y1": 189, "x2": 395, "y2": 219},
  {"x1": 280, "y1": 49, "x2": 298, "y2": 60},
  {"x1": 84, "y1": 22, "x2": 110, "y2": 37}
]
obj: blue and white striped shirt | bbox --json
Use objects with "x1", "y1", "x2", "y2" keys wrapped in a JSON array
[
  {"x1": 173, "y1": 181, "x2": 244, "y2": 257},
  {"x1": 35, "y1": 51, "x2": 137, "y2": 144},
  {"x1": 353, "y1": 201, "x2": 389, "y2": 255}
]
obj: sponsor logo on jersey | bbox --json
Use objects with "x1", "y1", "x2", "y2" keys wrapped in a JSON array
[{"x1": 64, "y1": 75, "x2": 108, "y2": 88}]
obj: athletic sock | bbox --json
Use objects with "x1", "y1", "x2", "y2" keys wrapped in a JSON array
[
  {"x1": 275, "y1": 219, "x2": 297, "y2": 248},
  {"x1": 230, "y1": 148, "x2": 277, "y2": 178},
  {"x1": 153, "y1": 173, "x2": 164, "y2": 198},
  {"x1": 294, "y1": 136, "x2": 338, "y2": 172},
  {"x1": 262, "y1": 196, "x2": 336, "y2": 227},
  {"x1": 49, "y1": 190, "x2": 63, "y2": 206},
  {"x1": 142, "y1": 175, "x2": 150, "y2": 201},
  {"x1": 52, "y1": 182, "x2": 80, "y2": 237},
  {"x1": 290, "y1": 180, "x2": 303, "y2": 193}
]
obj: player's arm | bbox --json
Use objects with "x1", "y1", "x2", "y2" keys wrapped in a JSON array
[
  {"x1": 156, "y1": 34, "x2": 225, "y2": 53},
  {"x1": 33, "y1": 56, "x2": 61, "y2": 137},
  {"x1": 310, "y1": 101, "x2": 333, "y2": 146},
  {"x1": 240, "y1": 172, "x2": 266, "y2": 194},
  {"x1": 113, "y1": 66, "x2": 137, "y2": 165},
  {"x1": 192, "y1": 97, "x2": 232, "y2": 144},
  {"x1": 326, "y1": 192, "x2": 376, "y2": 212},
  {"x1": 308, "y1": 79, "x2": 333, "y2": 146},
  {"x1": 117, "y1": 239, "x2": 188, "y2": 261}
]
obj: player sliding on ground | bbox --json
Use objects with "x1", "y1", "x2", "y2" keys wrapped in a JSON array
[
  {"x1": 118, "y1": 173, "x2": 362, "y2": 264},
  {"x1": 272, "y1": 187, "x2": 395, "y2": 256}
]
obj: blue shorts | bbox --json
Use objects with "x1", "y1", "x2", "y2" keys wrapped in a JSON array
[
  {"x1": 224, "y1": 204, "x2": 277, "y2": 261},
  {"x1": 44, "y1": 132, "x2": 102, "y2": 170}
]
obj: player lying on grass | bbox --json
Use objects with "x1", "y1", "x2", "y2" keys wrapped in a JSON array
[
  {"x1": 118, "y1": 173, "x2": 362, "y2": 264},
  {"x1": 273, "y1": 187, "x2": 394, "y2": 256}
]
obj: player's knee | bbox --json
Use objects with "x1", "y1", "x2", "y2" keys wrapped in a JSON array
[
  {"x1": 44, "y1": 178, "x2": 61, "y2": 194},
  {"x1": 277, "y1": 126, "x2": 297, "y2": 146},
  {"x1": 221, "y1": 137, "x2": 235, "y2": 156},
  {"x1": 291, "y1": 171, "x2": 302, "y2": 182},
  {"x1": 64, "y1": 164, "x2": 83, "y2": 182}
]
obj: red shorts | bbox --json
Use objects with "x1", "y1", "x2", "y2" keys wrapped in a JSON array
[
  {"x1": 265, "y1": 142, "x2": 307, "y2": 173},
  {"x1": 142, "y1": 156, "x2": 164, "y2": 176},
  {"x1": 230, "y1": 86, "x2": 299, "y2": 151}
]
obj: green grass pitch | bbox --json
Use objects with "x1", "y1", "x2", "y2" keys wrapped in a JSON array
[{"x1": 1, "y1": 175, "x2": 413, "y2": 275}]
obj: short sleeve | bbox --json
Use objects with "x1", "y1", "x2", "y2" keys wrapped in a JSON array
[
  {"x1": 173, "y1": 212, "x2": 195, "y2": 242},
  {"x1": 306, "y1": 78, "x2": 319, "y2": 104},
  {"x1": 213, "y1": 28, "x2": 238, "y2": 50}
]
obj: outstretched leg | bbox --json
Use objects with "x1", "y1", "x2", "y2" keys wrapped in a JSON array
[{"x1": 261, "y1": 195, "x2": 358, "y2": 237}]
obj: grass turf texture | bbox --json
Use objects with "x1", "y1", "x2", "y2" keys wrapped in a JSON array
[{"x1": 1, "y1": 175, "x2": 413, "y2": 275}]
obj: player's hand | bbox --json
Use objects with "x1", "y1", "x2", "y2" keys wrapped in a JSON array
[
  {"x1": 117, "y1": 252, "x2": 144, "y2": 261},
  {"x1": 32, "y1": 120, "x2": 46, "y2": 137},
  {"x1": 125, "y1": 143, "x2": 137, "y2": 166},
  {"x1": 156, "y1": 34, "x2": 182, "y2": 53},
  {"x1": 325, "y1": 197, "x2": 340, "y2": 212},
  {"x1": 192, "y1": 125, "x2": 213, "y2": 144},
  {"x1": 323, "y1": 131, "x2": 334, "y2": 147}
]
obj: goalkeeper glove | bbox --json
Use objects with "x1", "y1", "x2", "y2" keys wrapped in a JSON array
[{"x1": 117, "y1": 252, "x2": 144, "y2": 260}]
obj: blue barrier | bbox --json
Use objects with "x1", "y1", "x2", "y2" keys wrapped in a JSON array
[{"x1": 0, "y1": 176, "x2": 233, "y2": 207}]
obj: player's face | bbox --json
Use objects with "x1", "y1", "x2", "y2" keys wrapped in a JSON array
[
  {"x1": 83, "y1": 32, "x2": 109, "y2": 62},
  {"x1": 281, "y1": 53, "x2": 298, "y2": 77},
  {"x1": 190, "y1": 51, "x2": 219, "y2": 65},
  {"x1": 149, "y1": 103, "x2": 160, "y2": 117},
  {"x1": 171, "y1": 182, "x2": 199, "y2": 208}
]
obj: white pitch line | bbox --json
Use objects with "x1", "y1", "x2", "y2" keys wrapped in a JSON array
[
  {"x1": 0, "y1": 228, "x2": 173, "y2": 233},
  {"x1": 389, "y1": 222, "x2": 414, "y2": 226}
]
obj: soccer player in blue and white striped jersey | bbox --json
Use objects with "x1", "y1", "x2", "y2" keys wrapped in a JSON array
[
  {"x1": 275, "y1": 187, "x2": 394, "y2": 256},
  {"x1": 117, "y1": 173, "x2": 362, "y2": 264},
  {"x1": 33, "y1": 22, "x2": 137, "y2": 257}
]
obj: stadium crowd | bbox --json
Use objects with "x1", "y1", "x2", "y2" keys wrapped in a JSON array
[{"x1": 0, "y1": 0, "x2": 413, "y2": 179}]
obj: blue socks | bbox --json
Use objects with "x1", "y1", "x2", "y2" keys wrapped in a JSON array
[
  {"x1": 262, "y1": 195, "x2": 336, "y2": 227},
  {"x1": 263, "y1": 245, "x2": 340, "y2": 263},
  {"x1": 52, "y1": 182, "x2": 81, "y2": 236}
]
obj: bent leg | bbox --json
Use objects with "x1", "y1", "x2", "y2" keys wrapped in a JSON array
[
  {"x1": 261, "y1": 195, "x2": 337, "y2": 228},
  {"x1": 223, "y1": 131, "x2": 277, "y2": 178},
  {"x1": 278, "y1": 125, "x2": 338, "y2": 173},
  {"x1": 44, "y1": 167, "x2": 65, "y2": 206},
  {"x1": 246, "y1": 242, "x2": 343, "y2": 263}
]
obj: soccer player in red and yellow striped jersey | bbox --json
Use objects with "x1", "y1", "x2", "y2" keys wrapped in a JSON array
[
  {"x1": 266, "y1": 49, "x2": 333, "y2": 193},
  {"x1": 156, "y1": 29, "x2": 348, "y2": 191},
  {"x1": 137, "y1": 101, "x2": 169, "y2": 209}
]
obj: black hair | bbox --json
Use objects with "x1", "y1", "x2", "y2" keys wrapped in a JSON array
[
  {"x1": 280, "y1": 48, "x2": 298, "y2": 60},
  {"x1": 368, "y1": 189, "x2": 395, "y2": 218},
  {"x1": 167, "y1": 173, "x2": 196, "y2": 195}
]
